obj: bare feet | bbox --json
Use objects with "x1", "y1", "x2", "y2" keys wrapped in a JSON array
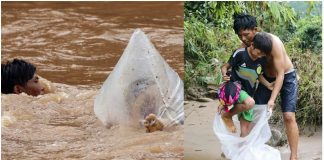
[
  {"x1": 221, "y1": 152, "x2": 225, "y2": 158},
  {"x1": 144, "y1": 113, "x2": 164, "y2": 133},
  {"x1": 221, "y1": 114, "x2": 236, "y2": 133},
  {"x1": 290, "y1": 155, "x2": 298, "y2": 160}
]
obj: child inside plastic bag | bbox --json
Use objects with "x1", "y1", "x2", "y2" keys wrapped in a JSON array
[{"x1": 94, "y1": 29, "x2": 184, "y2": 131}]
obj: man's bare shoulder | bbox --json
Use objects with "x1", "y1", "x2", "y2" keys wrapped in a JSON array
[
  {"x1": 268, "y1": 33, "x2": 283, "y2": 45},
  {"x1": 267, "y1": 33, "x2": 286, "y2": 57}
]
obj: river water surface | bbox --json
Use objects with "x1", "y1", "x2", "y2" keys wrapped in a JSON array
[
  {"x1": 2, "y1": 2, "x2": 184, "y2": 159},
  {"x1": 1, "y1": 1, "x2": 184, "y2": 86}
]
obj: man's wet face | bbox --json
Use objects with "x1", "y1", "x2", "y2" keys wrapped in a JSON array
[
  {"x1": 238, "y1": 29, "x2": 257, "y2": 47},
  {"x1": 23, "y1": 74, "x2": 45, "y2": 96}
]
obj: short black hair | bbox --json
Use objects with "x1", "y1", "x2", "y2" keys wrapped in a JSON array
[
  {"x1": 253, "y1": 32, "x2": 273, "y2": 56},
  {"x1": 1, "y1": 59, "x2": 36, "y2": 94},
  {"x1": 233, "y1": 13, "x2": 257, "y2": 34}
]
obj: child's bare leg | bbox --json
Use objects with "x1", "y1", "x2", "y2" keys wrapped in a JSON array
[
  {"x1": 240, "y1": 117, "x2": 251, "y2": 137},
  {"x1": 222, "y1": 97, "x2": 254, "y2": 133},
  {"x1": 222, "y1": 103, "x2": 248, "y2": 133},
  {"x1": 221, "y1": 114, "x2": 236, "y2": 133},
  {"x1": 240, "y1": 97, "x2": 255, "y2": 137}
]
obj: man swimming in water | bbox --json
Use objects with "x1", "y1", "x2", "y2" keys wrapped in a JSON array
[{"x1": 2, "y1": 59, "x2": 45, "y2": 96}]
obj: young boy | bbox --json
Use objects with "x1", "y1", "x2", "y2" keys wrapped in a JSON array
[
  {"x1": 220, "y1": 32, "x2": 273, "y2": 137},
  {"x1": 2, "y1": 59, "x2": 45, "y2": 96}
]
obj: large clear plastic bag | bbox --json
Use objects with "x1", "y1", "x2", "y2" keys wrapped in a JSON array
[
  {"x1": 213, "y1": 105, "x2": 281, "y2": 160},
  {"x1": 94, "y1": 29, "x2": 184, "y2": 127}
]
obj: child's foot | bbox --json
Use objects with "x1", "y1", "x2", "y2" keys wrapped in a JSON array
[
  {"x1": 144, "y1": 113, "x2": 164, "y2": 133},
  {"x1": 221, "y1": 114, "x2": 236, "y2": 133},
  {"x1": 290, "y1": 155, "x2": 298, "y2": 160},
  {"x1": 221, "y1": 152, "x2": 225, "y2": 158},
  {"x1": 220, "y1": 152, "x2": 228, "y2": 160}
]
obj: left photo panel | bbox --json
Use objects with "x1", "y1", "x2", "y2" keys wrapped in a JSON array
[{"x1": 1, "y1": 2, "x2": 184, "y2": 159}]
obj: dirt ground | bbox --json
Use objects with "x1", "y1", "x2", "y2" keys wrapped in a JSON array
[{"x1": 184, "y1": 100, "x2": 322, "y2": 160}]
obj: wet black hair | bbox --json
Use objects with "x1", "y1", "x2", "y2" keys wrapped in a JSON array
[
  {"x1": 253, "y1": 32, "x2": 273, "y2": 56},
  {"x1": 233, "y1": 13, "x2": 257, "y2": 34},
  {"x1": 1, "y1": 59, "x2": 36, "y2": 94}
]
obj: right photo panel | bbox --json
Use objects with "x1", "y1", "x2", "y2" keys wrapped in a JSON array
[{"x1": 184, "y1": 1, "x2": 322, "y2": 160}]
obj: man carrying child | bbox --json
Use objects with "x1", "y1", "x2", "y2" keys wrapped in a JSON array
[
  {"x1": 220, "y1": 32, "x2": 273, "y2": 137},
  {"x1": 219, "y1": 14, "x2": 299, "y2": 160}
]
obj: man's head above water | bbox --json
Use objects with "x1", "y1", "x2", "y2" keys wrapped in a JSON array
[
  {"x1": 2, "y1": 59, "x2": 44, "y2": 96},
  {"x1": 233, "y1": 13, "x2": 258, "y2": 47}
]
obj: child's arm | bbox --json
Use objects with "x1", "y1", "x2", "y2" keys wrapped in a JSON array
[
  {"x1": 221, "y1": 63, "x2": 231, "y2": 82},
  {"x1": 259, "y1": 74, "x2": 274, "y2": 90}
]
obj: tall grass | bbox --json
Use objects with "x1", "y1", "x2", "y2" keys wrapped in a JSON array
[{"x1": 291, "y1": 51, "x2": 322, "y2": 128}]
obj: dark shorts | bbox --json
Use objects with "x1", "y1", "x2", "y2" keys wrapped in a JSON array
[
  {"x1": 254, "y1": 70, "x2": 298, "y2": 112},
  {"x1": 254, "y1": 74, "x2": 275, "y2": 105}
]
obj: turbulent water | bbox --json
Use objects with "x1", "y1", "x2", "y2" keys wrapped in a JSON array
[
  {"x1": 2, "y1": 84, "x2": 183, "y2": 159},
  {"x1": 1, "y1": 2, "x2": 184, "y2": 86},
  {"x1": 2, "y1": 2, "x2": 184, "y2": 159}
]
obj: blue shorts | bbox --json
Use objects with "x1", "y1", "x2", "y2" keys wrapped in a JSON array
[
  {"x1": 254, "y1": 70, "x2": 298, "y2": 112},
  {"x1": 254, "y1": 75, "x2": 275, "y2": 105}
]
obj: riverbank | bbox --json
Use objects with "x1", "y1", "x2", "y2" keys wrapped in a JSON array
[{"x1": 184, "y1": 100, "x2": 322, "y2": 160}]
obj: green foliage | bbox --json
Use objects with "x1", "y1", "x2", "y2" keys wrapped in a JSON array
[
  {"x1": 292, "y1": 51, "x2": 322, "y2": 128},
  {"x1": 184, "y1": 17, "x2": 239, "y2": 63},
  {"x1": 184, "y1": 1, "x2": 242, "y2": 28},
  {"x1": 287, "y1": 16, "x2": 322, "y2": 53},
  {"x1": 185, "y1": 1, "x2": 297, "y2": 38},
  {"x1": 184, "y1": 14, "x2": 239, "y2": 88},
  {"x1": 184, "y1": 59, "x2": 223, "y2": 91},
  {"x1": 288, "y1": 1, "x2": 322, "y2": 18}
]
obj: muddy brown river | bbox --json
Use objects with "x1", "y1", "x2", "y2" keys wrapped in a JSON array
[
  {"x1": 1, "y1": 1, "x2": 184, "y2": 86},
  {"x1": 1, "y1": 2, "x2": 184, "y2": 159}
]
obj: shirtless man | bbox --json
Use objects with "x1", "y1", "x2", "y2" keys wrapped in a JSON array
[{"x1": 232, "y1": 14, "x2": 299, "y2": 160}]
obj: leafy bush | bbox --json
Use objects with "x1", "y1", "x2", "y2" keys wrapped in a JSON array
[
  {"x1": 184, "y1": 15, "x2": 239, "y2": 89},
  {"x1": 292, "y1": 51, "x2": 322, "y2": 128},
  {"x1": 287, "y1": 16, "x2": 322, "y2": 53}
]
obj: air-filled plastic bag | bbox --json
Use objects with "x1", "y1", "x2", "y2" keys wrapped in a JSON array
[
  {"x1": 94, "y1": 29, "x2": 184, "y2": 127},
  {"x1": 213, "y1": 105, "x2": 281, "y2": 160}
]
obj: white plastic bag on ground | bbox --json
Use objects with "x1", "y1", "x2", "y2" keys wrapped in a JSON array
[
  {"x1": 94, "y1": 29, "x2": 184, "y2": 127},
  {"x1": 213, "y1": 105, "x2": 281, "y2": 160}
]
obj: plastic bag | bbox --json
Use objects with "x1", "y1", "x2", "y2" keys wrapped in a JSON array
[
  {"x1": 94, "y1": 29, "x2": 184, "y2": 127},
  {"x1": 213, "y1": 105, "x2": 281, "y2": 160}
]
